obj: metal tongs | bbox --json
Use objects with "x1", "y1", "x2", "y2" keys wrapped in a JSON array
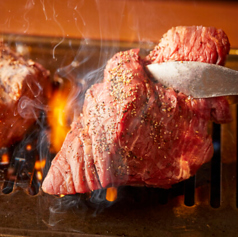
[{"x1": 147, "y1": 61, "x2": 238, "y2": 98}]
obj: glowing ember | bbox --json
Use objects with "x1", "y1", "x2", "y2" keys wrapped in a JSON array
[
  {"x1": 1, "y1": 153, "x2": 9, "y2": 165},
  {"x1": 36, "y1": 171, "x2": 43, "y2": 181},
  {"x1": 48, "y1": 85, "x2": 71, "y2": 153},
  {"x1": 106, "y1": 187, "x2": 118, "y2": 202},
  {"x1": 60, "y1": 194, "x2": 65, "y2": 198},
  {"x1": 35, "y1": 159, "x2": 46, "y2": 183},
  {"x1": 35, "y1": 159, "x2": 46, "y2": 170},
  {"x1": 26, "y1": 144, "x2": 32, "y2": 151}
]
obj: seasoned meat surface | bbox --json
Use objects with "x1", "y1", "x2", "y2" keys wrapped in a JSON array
[
  {"x1": 144, "y1": 26, "x2": 230, "y2": 66},
  {"x1": 41, "y1": 118, "x2": 101, "y2": 194},
  {"x1": 0, "y1": 40, "x2": 50, "y2": 147},
  {"x1": 42, "y1": 26, "x2": 232, "y2": 195}
]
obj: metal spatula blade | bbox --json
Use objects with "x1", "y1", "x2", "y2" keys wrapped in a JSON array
[{"x1": 147, "y1": 61, "x2": 238, "y2": 98}]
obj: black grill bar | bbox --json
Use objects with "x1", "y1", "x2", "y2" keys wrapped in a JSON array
[
  {"x1": 158, "y1": 188, "x2": 169, "y2": 205},
  {"x1": 237, "y1": 104, "x2": 238, "y2": 208},
  {"x1": 184, "y1": 175, "x2": 195, "y2": 206},
  {"x1": 210, "y1": 123, "x2": 221, "y2": 208},
  {"x1": 218, "y1": 105, "x2": 236, "y2": 208}
]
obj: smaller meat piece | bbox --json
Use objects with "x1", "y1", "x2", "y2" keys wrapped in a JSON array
[
  {"x1": 0, "y1": 40, "x2": 51, "y2": 148},
  {"x1": 144, "y1": 26, "x2": 230, "y2": 66}
]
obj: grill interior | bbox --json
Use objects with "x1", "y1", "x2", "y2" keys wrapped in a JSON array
[{"x1": 0, "y1": 35, "x2": 238, "y2": 237}]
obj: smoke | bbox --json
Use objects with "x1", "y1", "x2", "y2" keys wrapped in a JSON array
[
  {"x1": 17, "y1": 96, "x2": 47, "y2": 120},
  {"x1": 47, "y1": 195, "x2": 89, "y2": 227},
  {"x1": 22, "y1": 0, "x2": 36, "y2": 33},
  {"x1": 44, "y1": 188, "x2": 117, "y2": 231},
  {"x1": 51, "y1": 2, "x2": 65, "y2": 60},
  {"x1": 0, "y1": 0, "x2": 160, "y2": 232}
]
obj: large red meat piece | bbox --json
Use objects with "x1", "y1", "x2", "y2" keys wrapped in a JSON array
[
  {"x1": 42, "y1": 26, "x2": 231, "y2": 195},
  {"x1": 0, "y1": 41, "x2": 51, "y2": 148}
]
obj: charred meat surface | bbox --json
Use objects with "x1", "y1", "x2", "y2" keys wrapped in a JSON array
[
  {"x1": 42, "y1": 26, "x2": 231, "y2": 195},
  {"x1": 0, "y1": 40, "x2": 50, "y2": 148}
]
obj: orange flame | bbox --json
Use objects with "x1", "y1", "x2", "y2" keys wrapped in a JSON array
[
  {"x1": 1, "y1": 153, "x2": 9, "y2": 165},
  {"x1": 36, "y1": 171, "x2": 43, "y2": 181},
  {"x1": 35, "y1": 159, "x2": 46, "y2": 182},
  {"x1": 35, "y1": 159, "x2": 46, "y2": 170},
  {"x1": 26, "y1": 144, "x2": 32, "y2": 151},
  {"x1": 106, "y1": 187, "x2": 118, "y2": 202},
  {"x1": 48, "y1": 84, "x2": 71, "y2": 153}
]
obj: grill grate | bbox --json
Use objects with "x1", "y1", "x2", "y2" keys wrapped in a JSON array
[{"x1": 0, "y1": 35, "x2": 238, "y2": 236}]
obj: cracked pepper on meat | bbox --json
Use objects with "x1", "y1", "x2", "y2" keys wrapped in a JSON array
[{"x1": 42, "y1": 26, "x2": 232, "y2": 195}]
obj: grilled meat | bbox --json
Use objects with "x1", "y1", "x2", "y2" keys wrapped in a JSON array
[
  {"x1": 42, "y1": 26, "x2": 231, "y2": 195},
  {"x1": 0, "y1": 40, "x2": 50, "y2": 148},
  {"x1": 144, "y1": 26, "x2": 230, "y2": 66}
]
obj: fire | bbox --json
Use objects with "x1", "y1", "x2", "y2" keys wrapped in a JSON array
[
  {"x1": 34, "y1": 159, "x2": 46, "y2": 182},
  {"x1": 48, "y1": 83, "x2": 71, "y2": 153},
  {"x1": 106, "y1": 187, "x2": 118, "y2": 202},
  {"x1": 34, "y1": 159, "x2": 46, "y2": 170},
  {"x1": 26, "y1": 144, "x2": 32, "y2": 151},
  {"x1": 1, "y1": 153, "x2": 9, "y2": 165},
  {"x1": 36, "y1": 171, "x2": 43, "y2": 181}
]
